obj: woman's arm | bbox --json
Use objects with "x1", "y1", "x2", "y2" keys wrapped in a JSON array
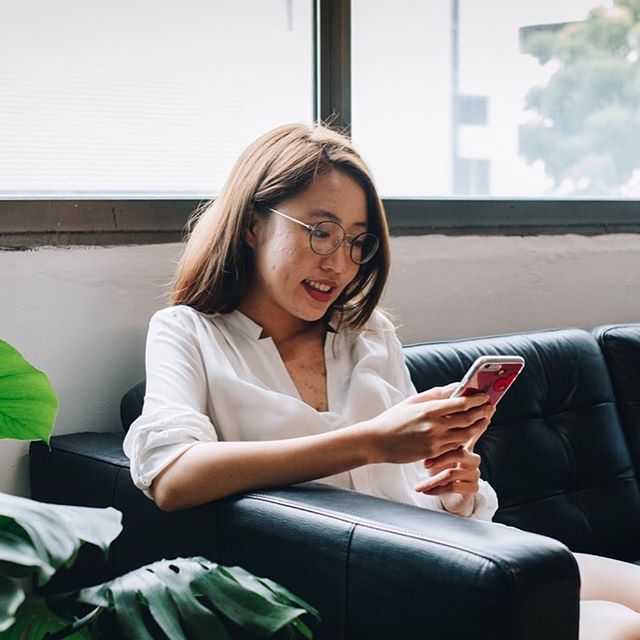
[{"x1": 151, "y1": 389, "x2": 492, "y2": 511}]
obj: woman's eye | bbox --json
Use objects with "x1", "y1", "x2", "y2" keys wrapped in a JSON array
[
  {"x1": 311, "y1": 228, "x2": 331, "y2": 239},
  {"x1": 351, "y1": 237, "x2": 365, "y2": 248}
]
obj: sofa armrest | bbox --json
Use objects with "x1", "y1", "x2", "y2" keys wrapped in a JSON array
[{"x1": 30, "y1": 433, "x2": 579, "y2": 640}]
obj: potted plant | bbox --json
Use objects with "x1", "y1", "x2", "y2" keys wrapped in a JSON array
[{"x1": 0, "y1": 339, "x2": 319, "y2": 639}]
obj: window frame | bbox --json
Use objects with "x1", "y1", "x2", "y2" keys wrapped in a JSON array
[{"x1": 1, "y1": 0, "x2": 639, "y2": 249}]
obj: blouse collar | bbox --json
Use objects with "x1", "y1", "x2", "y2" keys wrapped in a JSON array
[
  {"x1": 223, "y1": 309, "x2": 339, "y2": 342},
  {"x1": 222, "y1": 309, "x2": 265, "y2": 341}
]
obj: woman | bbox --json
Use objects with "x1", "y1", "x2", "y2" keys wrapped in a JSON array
[{"x1": 124, "y1": 123, "x2": 640, "y2": 639}]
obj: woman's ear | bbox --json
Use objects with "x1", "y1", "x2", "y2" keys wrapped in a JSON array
[{"x1": 244, "y1": 209, "x2": 259, "y2": 249}]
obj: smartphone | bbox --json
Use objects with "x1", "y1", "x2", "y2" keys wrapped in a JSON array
[{"x1": 450, "y1": 355, "x2": 525, "y2": 407}]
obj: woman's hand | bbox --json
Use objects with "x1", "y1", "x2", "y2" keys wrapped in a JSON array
[
  {"x1": 362, "y1": 385, "x2": 493, "y2": 466},
  {"x1": 413, "y1": 404, "x2": 495, "y2": 517}
]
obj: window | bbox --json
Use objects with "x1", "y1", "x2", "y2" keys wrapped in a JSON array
[
  {"x1": 351, "y1": 0, "x2": 640, "y2": 199},
  {"x1": 0, "y1": 0, "x2": 313, "y2": 197},
  {"x1": 2, "y1": 0, "x2": 640, "y2": 246}
]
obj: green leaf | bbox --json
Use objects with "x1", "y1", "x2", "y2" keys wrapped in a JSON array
[
  {"x1": 228, "y1": 567, "x2": 319, "y2": 621},
  {"x1": 78, "y1": 559, "x2": 228, "y2": 640},
  {"x1": 0, "y1": 529, "x2": 50, "y2": 579},
  {"x1": 0, "y1": 596, "x2": 90, "y2": 640},
  {"x1": 0, "y1": 341, "x2": 58, "y2": 444},
  {"x1": 76, "y1": 557, "x2": 317, "y2": 639},
  {"x1": 0, "y1": 493, "x2": 122, "y2": 585},
  {"x1": 110, "y1": 579, "x2": 156, "y2": 640},
  {"x1": 40, "y1": 605, "x2": 101, "y2": 640},
  {"x1": 145, "y1": 562, "x2": 230, "y2": 640},
  {"x1": 193, "y1": 566, "x2": 309, "y2": 637},
  {"x1": 0, "y1": 575, "x2": 24, "y2": 633},
  {"x1": 241, "y1": 572, "x2": 319, "y2": 639}
]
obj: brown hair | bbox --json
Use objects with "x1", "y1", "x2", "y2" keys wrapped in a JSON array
[{"x1": 170, "y1": 123, "x2": 391, "y2": 330}]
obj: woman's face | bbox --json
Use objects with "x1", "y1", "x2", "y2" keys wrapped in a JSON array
[{"x1": 243, "y1": 168, "x2": 369, "y2": 334}]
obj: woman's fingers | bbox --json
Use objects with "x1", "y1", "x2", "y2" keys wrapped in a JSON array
[
  {"x1": 414, "y1": 466, "x2": 480, "y2": 495},
  {"x1": 424, "y1": 447, "x2": 481, "y2": 474},
  {"x1": 422, "y1": 481, "x2": 479, "y2": 497},
  {"x1": 410, "y1": 383, "x2": 459, "y2": 402},
  {"x1": 439, "y1": 403, "x2": 493, "y2": 429},
  {"x1": 428, "y1": 417, "x2": 490, "y2": 458},
  {"x1": 417, "y1": 445, "x2": 482, "y2": 495},
  {"x1": 410, "y1": 390, "x2": 490, "y2": 416}
]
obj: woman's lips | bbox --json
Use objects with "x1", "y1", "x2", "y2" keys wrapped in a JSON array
[{"x1": 302, "y1": 279, "x2": 334, "y2": 302}]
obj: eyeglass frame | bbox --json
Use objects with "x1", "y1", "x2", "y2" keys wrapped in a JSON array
[{"x1": 267, "y1": 207, "x2": 379, "y2": 265}]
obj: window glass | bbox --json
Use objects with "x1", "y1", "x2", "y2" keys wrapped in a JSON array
[
  {"x1": 352, "y1": 0, "x2": 639, "y2": 198},
  {"x1": 0, "y1": 0, "x2": 313, "y2": 197}
]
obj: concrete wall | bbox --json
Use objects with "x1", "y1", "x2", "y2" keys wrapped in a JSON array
[
  {"x1": 386, "y1": 234, "x2": 640, "y2": 343},
  {"x1": 2, "y1": 233, "x2": 639, "y2": 497}
]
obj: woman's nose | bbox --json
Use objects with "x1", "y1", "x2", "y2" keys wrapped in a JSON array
[{"x1": 320, "y1": 242, "x2": 349, "y2": 272}]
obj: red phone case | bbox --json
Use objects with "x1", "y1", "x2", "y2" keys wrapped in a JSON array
[{"x1": 459, "y1": 363, "x2": 523, "y2": 406}]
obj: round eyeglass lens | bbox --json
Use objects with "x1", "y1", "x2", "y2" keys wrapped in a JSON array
[
  {"x1": 351, "y1": 232, "x2": 379, "y2": 264},
  {"x1": 309, "y1": 221, "x2": 344, "y2": 255},
  {"x1": 309, "y1": 221, "x2": 379, "y2": 264}
]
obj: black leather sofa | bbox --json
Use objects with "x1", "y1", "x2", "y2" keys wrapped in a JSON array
[{"x1": 29, "y1": 323, "x2": 640, "y2": 640}]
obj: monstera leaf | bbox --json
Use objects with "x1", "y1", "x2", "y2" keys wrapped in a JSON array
[
  {"x1": 0, "y1": 494, "x2": 122, "y2": 633},
  {"x1": 0, "y1": 341, "x2": 58, "y2": 443},
  {"x1": 66, "y1": 557, "x2": 320, "y2": 640},
  {"x1": 0, "y1": 596, "x2": 91, "y2": 639},
  {"x1": 0, "y1": 576, "x2": 22, "y2": 634}
]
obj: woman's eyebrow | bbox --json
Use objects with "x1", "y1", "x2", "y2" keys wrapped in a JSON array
[{"x1": 308, "y1": 210, "x2": 368, "y2": 228}]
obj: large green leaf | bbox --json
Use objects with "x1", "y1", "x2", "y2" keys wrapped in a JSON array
[
  {"x1": 217, "y1": 567, "x2": 319, "y2": 640},
  {"x1": 0, "y1": 493, "x2": 122, "y2": 585},
  {"x1": 76, "y1": 557, "x2": 318, "y2": 639},
  {"x1": 0, "y1": 596, "x2": 91, "y2": 640},
  {"x1": 193, "y1": 565, "x2": 316, "y2": 637},
  {"x1": 0, "y1": 528, "x2": 51, "y2": 581},
  {"x1": 0, "y1": 341, "x2": 58, "y2": 444},
  {"x1": 0, "y1": 576, "x2": 24, "y2": 633}
]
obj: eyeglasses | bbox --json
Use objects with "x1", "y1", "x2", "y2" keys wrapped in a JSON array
[{"x1": 268, "y1": 207, "x2": 379, "y2": 265}]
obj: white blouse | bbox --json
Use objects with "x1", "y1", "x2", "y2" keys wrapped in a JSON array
[{"x1": 123, "y1": 305, "x2": 498, "y2": 520}]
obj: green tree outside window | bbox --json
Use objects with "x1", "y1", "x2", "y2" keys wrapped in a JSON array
[{"x1": 520, "y1": 0, "x2": 640, "y2": 195}]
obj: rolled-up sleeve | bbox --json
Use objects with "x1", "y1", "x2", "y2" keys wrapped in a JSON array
[{"x1": 123, "y1": 309, "x2": 219, "y2": 496}]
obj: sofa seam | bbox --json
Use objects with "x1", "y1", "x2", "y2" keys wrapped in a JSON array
[
  {"x1": 498, "y1": 471, "x2": 638, "y2": 511},
  {"x1": 243, "y1": 492, "x2": 526, "y2": 564},
  {"x1": 342, "y1": 522, "x2": 355, "y2": 640},
  {"x1": 109, "y1": 465, "x2": 123, "y2": 580}
]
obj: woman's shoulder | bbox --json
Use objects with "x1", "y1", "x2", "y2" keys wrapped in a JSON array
[
  {"x1": 360, "y1": 307, "x2": 399, "y2": 334},
  {"x1": 336, "y1": 308, "x2": 400, "y2": 350},
  {"x1": 149, "y1": 305, "x2": 221, "y2": 334},
  {"x1": 149, "y1": 306, "x2": 261, "y2": 342}
]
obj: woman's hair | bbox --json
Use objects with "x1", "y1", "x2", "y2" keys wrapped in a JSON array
[{"x1": 170, "y1": 122, "x2": 391, "y2": 330}]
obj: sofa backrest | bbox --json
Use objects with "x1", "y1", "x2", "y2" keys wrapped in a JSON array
[
  {"x1": 594, "y1": 324, "x2": 640, "y2": 481},
  {"x1": 404, "y1": 327, "x2": 640, "y2": 562},
  {"x1": 121, "y1": 381, "x2": 145, "y2": 432}
]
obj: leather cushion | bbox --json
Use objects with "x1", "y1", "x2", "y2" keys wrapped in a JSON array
[
  {"x1": 594, "y1": 324, "x2": 640, "y2": 479},
  {"x1": 404, "y1": 328, "x2": 640, "y2": 561}
]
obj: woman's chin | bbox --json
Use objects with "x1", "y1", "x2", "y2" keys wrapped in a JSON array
[{"x1": 297, "y1": 301, "x2": 331, "y2": 323}]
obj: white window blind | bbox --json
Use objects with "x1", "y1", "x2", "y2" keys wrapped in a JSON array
[{"x1": 0, "y1": 0, "x2": 313, "y2": 197}]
